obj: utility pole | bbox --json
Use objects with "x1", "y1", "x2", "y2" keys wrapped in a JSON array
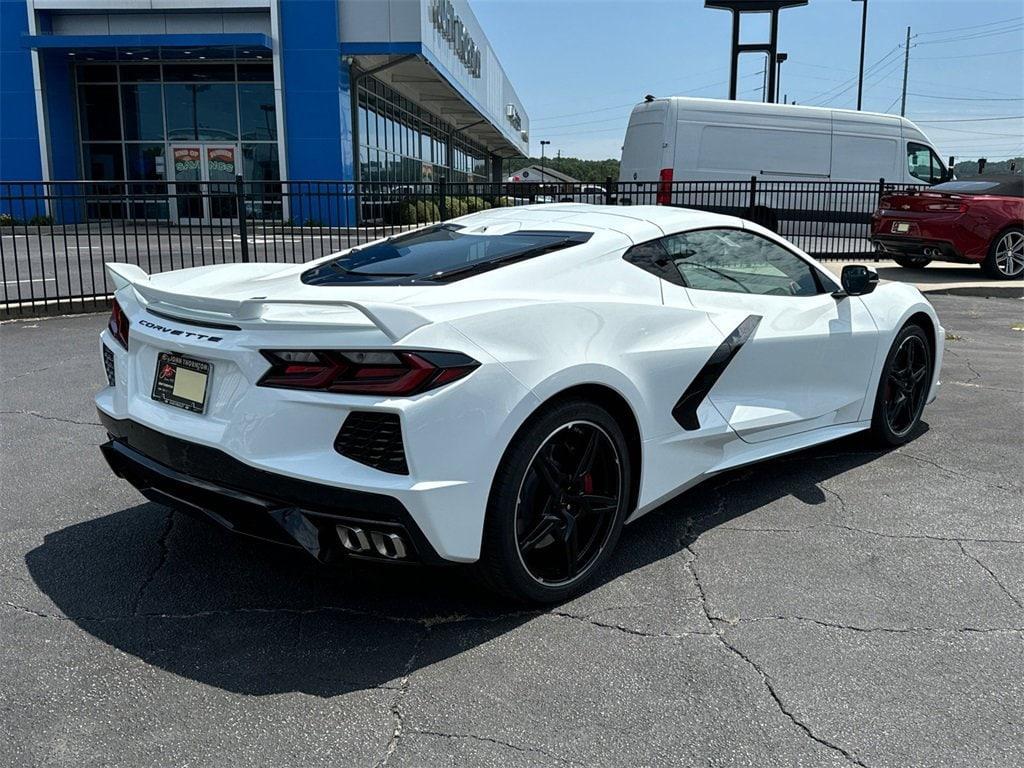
[
  {"x1": 853, "y1": 0, "x2": 868, "y2": 110},
  {"x1": 900, "y1": 26, "x2": 911, "y2": 116},
  {"x1": 539, "y1": 140, "x2": 550, "y2": 184},
  {"x1": 775, "y1": 52, "x2": 788, "y2": 103}
]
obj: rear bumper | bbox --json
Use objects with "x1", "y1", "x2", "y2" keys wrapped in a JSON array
[
  {"x1": 99, "y1": 412, "x2": 448, "y2": 565},
  {"x1": 871, "y1": 236, "x2": 970, "y2": 263}
]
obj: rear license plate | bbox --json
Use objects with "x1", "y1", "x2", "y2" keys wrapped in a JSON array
[
  {"x1": 152, "y1": 352, "x2": 212, "y2": 413},
  {"x1": 892, "y1": 221, "x2": 912, "y2": 234}
]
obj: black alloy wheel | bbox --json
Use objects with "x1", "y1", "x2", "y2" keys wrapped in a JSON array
[
  {"x1": 872, "y1": 324, "x2": 932, "y2": 446},
  {"x1": 514, "y1": 421, "x2": 622, "y2": 586},
  {"x1": 479, "y1": 400, "x2": 631, "y2": 603}
]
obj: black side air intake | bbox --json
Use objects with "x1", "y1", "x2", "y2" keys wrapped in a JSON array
[
  {"x1": 334, "y1": 412, "x2": 409, "y2": 475},
  {"x1": 672, "y1": 315, "x2": 761, "y2": 431}
]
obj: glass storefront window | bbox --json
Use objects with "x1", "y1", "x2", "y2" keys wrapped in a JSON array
[
  {"x1": 164, "y1": 83, "x2": 238, "y2": 141},
  {"x1": 356, "y1": 75, "x2": 488, "y2": 184},
  {"x1": 120, "y1": 64, "x2": 161, "y2": 82},
  {"x1": 242, "y1": 143, "x2": 280, "y2": 182},
  {"x1": 239, "y1": 84, "x2": 276, "y2": 141},
  {"x1": 82, "y1": 143, "x2": 124, "y2": 180},
  {"x1": 79, "y1": 85, "x2": 121, "y2": 141},
  {"x1": 121, "y1": 84, "x2": 164, "y2": 141},
  {"x1": 196, "y1": 84, "x2": 238, "y2": 141},
  {"x1": 74, "y1": 61, "x2": 281, "y2": 220},
  {"x1": 125, "y1": 143, "x2": 165, "y2": 181}
]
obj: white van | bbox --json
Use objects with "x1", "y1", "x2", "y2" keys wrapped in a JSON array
[{"x1": 618, "y1": 97, "x2": 950, "y2": 229}]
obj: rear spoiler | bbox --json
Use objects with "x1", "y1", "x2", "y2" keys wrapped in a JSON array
[{"x1": 105, "y1": 263, "x2": 431, "y2": 342}]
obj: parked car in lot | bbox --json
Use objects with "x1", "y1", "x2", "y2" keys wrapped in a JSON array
[
  {"x1": 871, "y1": 176, "x2": 1024, "y2": 279},
  {"x1": 619, "y1": 96, "x2": 950, "y2": 230},
  {"x1": 97, "y1": 204, "x2": 942, "y2": 602},
  {"x1": 559, "y1": 184, "x2": 608, "y2": 204}
]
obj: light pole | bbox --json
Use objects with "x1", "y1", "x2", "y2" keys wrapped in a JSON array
[
  {"x1": 539, "y1": 140, "x2": 551, "y2": 186},
  {"x1": 775, "y1": 52, "x2": 788, "y2": 104},
  {"x1": 852, "y1": 0, "x2": 868, "y2": 111}
]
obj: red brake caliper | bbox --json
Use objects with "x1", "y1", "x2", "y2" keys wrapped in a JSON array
[{"x1": 583, "y1": 474, "x2": 594, "y2": 494}]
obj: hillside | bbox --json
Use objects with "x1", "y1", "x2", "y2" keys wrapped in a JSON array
[
  {"x1": 508, "y1": 156, "x2": 620, "y2": 183},
  {"x1": 953, "y1": 157, "x2": 1022, "y2": 177}
]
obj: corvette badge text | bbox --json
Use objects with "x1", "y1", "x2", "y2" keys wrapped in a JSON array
[{"x1": 138, "y1": 318, "x2": 223, "y2": 343}]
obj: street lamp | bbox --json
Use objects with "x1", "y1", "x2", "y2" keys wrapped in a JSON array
[
  {"x1": 539, "y1": 140, "x2": 551, "y2": 186},
  {"x1": 852, "y1": 0, "x2": 868, "y2": 111},
  {"x1": 775, "y1": 52, "x2": 788, "y2": 103}
]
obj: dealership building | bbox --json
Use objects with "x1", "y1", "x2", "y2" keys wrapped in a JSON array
[{"x1": 0, "y1": 0, "x2": 529, "y2": 221}]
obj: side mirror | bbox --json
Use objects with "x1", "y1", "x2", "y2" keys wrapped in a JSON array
[{"x1": 833, "y1": 265, "x2": 878, "y2": 299}]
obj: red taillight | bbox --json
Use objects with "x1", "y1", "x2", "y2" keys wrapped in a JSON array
[
  {"x1": 926, "y1": 200, "x2": 968, "y2": 213},
  {"x1": 657, "y1": 168, "x2": 673, "y2": 206},
  {"x1": 108, "y1": 299, "x2": 129, "y2": 349},
  {"x1": 257, "y1": 350, "x2": 479, "y2": 396}
]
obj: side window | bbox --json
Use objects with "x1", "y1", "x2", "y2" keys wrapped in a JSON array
[
  {"x1": 663, "y1": 229, "x2": 823, "y2": 297},
  {"x1": 908, "y1": 142, "x2": 945, "y2": 183}
]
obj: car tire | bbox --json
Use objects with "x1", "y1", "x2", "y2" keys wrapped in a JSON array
[
  {"x1": 982, "y1": 227, "x2": 1024, "y2": 280},
  {"x1": 478, "y1": 399, "x2": 632, "y2": 603},
  {"x1": 892, "y1": 256, "x2": 931, "y2": 270},
  {"x1": 870, "y1": 323, "x2": 933, "y2": 447}
]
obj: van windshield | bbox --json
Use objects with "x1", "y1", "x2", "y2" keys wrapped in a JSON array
[{"x1": 302, "y1": 224, "x2": 592, "y2": 286}]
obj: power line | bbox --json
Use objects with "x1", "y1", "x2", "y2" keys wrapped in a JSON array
[
  {"x1": 916, "y1": 24, "x2": 1024, "y2": 46},
  {"x1": 915, "y1": 115, "x2": 1024, "y2": 123},
  {"x1": 914, "y1": 46, "x2": 1024, "y2": 61},
  {"x1": 915, "y1": 15, "x2": 1023, "y2": 36},
  {"x1": 806, "y1": 45, "x2": 903, "y2": 106},
  {"x1": 908, "y1": 93, "x2": 1024, "y2": 102},
  {"x1": 925, "y1": 125, "x2": 1024, "y2": 138}
]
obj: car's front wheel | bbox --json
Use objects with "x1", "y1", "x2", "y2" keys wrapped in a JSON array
[
  {"x1": 892, "y1": 255, "x2": 931, "y2": 270},
  {"x1": 870, "y1": 323, "x2": 933, "y2": 446},
  {"x1": 479, "y1": 399, "x2": 631, "y2": 603},
  {"x1": 982, "y1": 227, "x2": 1024, "y2": 280}
]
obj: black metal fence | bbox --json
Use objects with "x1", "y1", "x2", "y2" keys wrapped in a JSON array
[{"x1": 1, "y1": 177, "x2": 919, "y2": 317}]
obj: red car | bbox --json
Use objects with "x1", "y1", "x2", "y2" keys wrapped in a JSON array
[{"x1": 871, "y1": 175, "x2": 1023, "y2": 280}]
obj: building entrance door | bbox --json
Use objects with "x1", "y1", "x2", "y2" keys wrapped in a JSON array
[{"x1": 171, "y1": 144, "x2": 240, "y2": 224}]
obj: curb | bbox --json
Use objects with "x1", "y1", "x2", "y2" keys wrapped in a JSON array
[{"x1": 921, "y1": 285, "x2": 1024, "y2": 299}]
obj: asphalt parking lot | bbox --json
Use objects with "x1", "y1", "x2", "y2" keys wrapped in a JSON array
[{"x1": 1, "y1": 294, "x2": 1022, "y2": 768}]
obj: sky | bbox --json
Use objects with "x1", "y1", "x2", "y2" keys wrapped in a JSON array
[{"x1": 472, "y1": 0, "x2": 1024, "y2": 161}]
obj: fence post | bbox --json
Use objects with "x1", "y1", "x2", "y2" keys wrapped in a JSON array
[
  {"x1": 877, "y1": 177, "x2": 885, "y2": 204},
  {"x1": 438, "y1": 175, "x2": 448, "y2": 222},
  {"x1": 236, "y1": 174, "x2": 250, "y2": 263},
  {"x1": 748, "y1": 175, "x2": 757, "y2": 221},
  {"x1": 604, "y1": 176, "x2": 615, "y2": 206}
]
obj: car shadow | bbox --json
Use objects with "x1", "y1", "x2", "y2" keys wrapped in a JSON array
[{"x1": 25, "y1": 431, "x2": 915, "y2": 698}]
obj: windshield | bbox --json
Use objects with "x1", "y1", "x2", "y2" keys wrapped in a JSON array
[{"x1": 302, "y1": 224, "x2": 593, "y2": 286}]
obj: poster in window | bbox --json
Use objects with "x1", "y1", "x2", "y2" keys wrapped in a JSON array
[
  {"x1": 173, "y1": 147, "x2": 200, "y2": 174},
  {"x1": 207, "y1": 147, "x2": 236, "y2": 175}
]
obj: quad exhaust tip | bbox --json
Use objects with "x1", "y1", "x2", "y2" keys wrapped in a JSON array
[{"x1": 336, "y1": 524, "x2": 408, "y2": 560}]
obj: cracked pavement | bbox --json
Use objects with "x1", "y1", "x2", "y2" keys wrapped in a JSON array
[{"x1": 1, "y1": 294, "x2": 1022, "y2": 767}]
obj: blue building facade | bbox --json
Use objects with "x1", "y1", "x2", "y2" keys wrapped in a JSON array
[{"x1": 0, "y1": 0, "x2": 529, "y2": 222}]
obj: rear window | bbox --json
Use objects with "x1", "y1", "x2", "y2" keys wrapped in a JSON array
[
  {"x1": 932, "y1": 181, "x2": 999, "y2": 193},
  {"x1": 931, "y1": 178, "x2": 1022, "y2": 197},
  {"x1": 302, "y1": 224, "x2": 592, "y2": 286}
]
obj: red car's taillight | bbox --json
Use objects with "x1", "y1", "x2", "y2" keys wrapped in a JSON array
[
  {"x1": 257, "y1": 350, "x2": 479, "y2": 396},
  {"x1": 108, "y1": 299, "x2": 129, "y2": 349},
  {"x1": 926, "y1": 200, "x2": 968, "y2": 213},
  {"x1": 657, "y1": 168, "x2": 674, "y2": 206}
]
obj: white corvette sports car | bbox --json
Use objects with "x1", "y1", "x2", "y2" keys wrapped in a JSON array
[{"x1": 97, "y1": 205, "x2": 943, "y2": 602}]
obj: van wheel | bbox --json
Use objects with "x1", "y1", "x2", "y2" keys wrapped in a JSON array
[
  {"x1": 892, "y1": 256, "x2": 931, "y2": 270},
  {"x1": 749, "y1": 207, "x2": 778, "y2": 232}
]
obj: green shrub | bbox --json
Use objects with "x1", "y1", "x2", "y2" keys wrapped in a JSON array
[
  {"x1": 462, "y1": 196, "x2": 491, "y2": 213},
  {"x1": 28, "y1": 214, "x2": 54, "y2": 226},
  {"x1": 444, "y1": 196, "x2": 468, "y2": 218},
  {"x1": 0, "y1": 213, "x2": 17, "y2": 226},
  {"x1": 397, "y1": 200, "x2": 440, "y2": 224}
]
